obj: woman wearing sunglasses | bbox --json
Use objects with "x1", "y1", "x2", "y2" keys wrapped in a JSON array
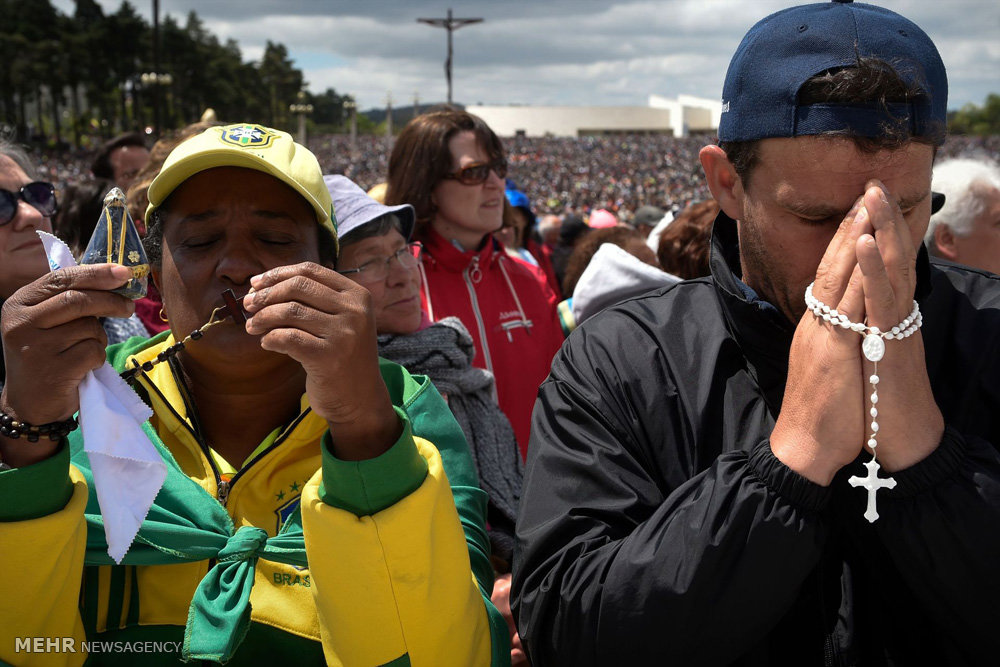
[
  {"x1": 385, "y1": 109, "x2": 564, "y2": 461},
  {"x1": 328, "y1": 173, "x2": 528, "y2": 665},
  {"x1": 0, "y1": 140, "x2": 147, "y2": 392}
]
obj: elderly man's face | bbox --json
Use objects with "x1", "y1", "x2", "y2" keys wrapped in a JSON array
[
  {"x1": 948, "y1": 183, "x2": 1000, "y2": 274},
  {"x1": 734, "y1": 136, "x2": 934, "y2": 323},
  {"x1": 155, "y1": 167, "x2": 320, "y2": 364}
]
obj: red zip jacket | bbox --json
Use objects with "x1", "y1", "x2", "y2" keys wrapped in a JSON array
[{"x1": 418, "y1": 227, "x2": 564, "y2": 458}]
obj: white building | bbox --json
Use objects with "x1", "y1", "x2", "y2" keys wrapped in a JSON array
[{"x1": 467, "y1": 95, "x2": 721, "y2": 139}]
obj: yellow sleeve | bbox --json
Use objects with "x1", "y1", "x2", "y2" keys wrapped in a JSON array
[
  {"x1": 0, "y1": 466, "x2": 88, "y2": 667},
  {"x1": 301, "y1": 436, "x2": 492, "y2": 667}
]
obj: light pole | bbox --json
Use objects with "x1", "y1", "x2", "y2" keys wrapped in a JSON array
[
  {"x1": 289, "y1": 90, "x2": 313, "y2": 145},
  {"x1": 145, "y1": 0, "x2": 172, "y2": 137},
  {"x1": 140, "y1": 71, "x2": 173, "y2": 136},
  {"x1": 385, "y1": 92, "x2": 393, "y2": 137},
  {"x1": 417, "y1": 9, "x2": 483, "y2": 105},
  {"x1": 343, "y1": 99, "x2": 357, "y2": 151}
]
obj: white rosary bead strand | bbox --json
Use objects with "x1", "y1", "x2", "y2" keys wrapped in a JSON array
[
  {"x1": 868, "y1": 362, "x2": 879, "y2": 452},
  {"x1": 802, "y1": 282, "x2": 923, "y2": 523}
]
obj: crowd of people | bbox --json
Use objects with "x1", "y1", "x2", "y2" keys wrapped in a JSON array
[
  {"x1": 2, "y1": 1, "x2": 1000, "y2": 666},
  {"x1": 29, "y1": 132, "x2": 1000, "y2": 228}
]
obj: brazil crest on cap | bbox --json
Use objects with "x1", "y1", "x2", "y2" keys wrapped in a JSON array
[
  {"x1": 145, "y1": 122, "x2": 338, "y2": 248},
  {"x1": 219, "y1": 124, "x2": 278, "y2": 149}
]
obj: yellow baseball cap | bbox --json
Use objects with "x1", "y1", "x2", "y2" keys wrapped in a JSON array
[{"x1": 145, "y1": 123, "x2": 337, "y2": 243}]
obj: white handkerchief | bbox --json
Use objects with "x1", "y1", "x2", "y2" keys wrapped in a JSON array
[{"x1": 38, "y1": 231, "x2": 165, "y2": 563}]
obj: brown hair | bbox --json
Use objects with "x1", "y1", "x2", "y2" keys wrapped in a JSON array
[
  {"x1": 562, "y1": 226, "x2": 647, "y2": 297},
  {"x1": 385, "y1": 106, "x2": 505, "y2": 239},
  {"x1": 719, "y1": 55, "x2": 944, "y2": 187},
  {"x1": 656, "y1": 200, "x2": 718, "y2": 280}
]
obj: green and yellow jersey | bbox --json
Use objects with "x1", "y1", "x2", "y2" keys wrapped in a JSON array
[{"x1": 0, "y1": 333, "x2": 507, "y2": 666}]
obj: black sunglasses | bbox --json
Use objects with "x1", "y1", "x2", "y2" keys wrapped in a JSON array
[
  {"x1": 0, "y1": 182, "x2": 58, "y2": 226},
  {"x1": 443, "y1": 159, "x2": 508, "y2": 186}
]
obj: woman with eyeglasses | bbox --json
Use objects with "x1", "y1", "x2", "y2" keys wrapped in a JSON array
[
  {"x1": 385, "y1": 108, "x2": 564, "y2": 463},
  {"x1": 0, "y1": 140, "x2": 147, "y2": 392},
  {"x1": 329, "y1": 172, "x2": 530, "y2": 667}
]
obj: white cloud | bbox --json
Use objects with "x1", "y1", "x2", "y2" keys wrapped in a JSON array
[{"x1": 49, "y1": 0, "x2": 1000, "y2": 110}]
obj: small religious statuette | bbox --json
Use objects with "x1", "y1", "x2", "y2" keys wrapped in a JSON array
[
  {"x1": 80, "y1": 187, "x2": 149, "y2": 299},
  {"x1": 848, "y1": 459, "x2": 897, "y2": 523}
]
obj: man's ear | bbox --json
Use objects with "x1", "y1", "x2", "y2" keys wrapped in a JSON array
[
  {"x1": 150, "y1": 267, "x2": 161, "y2": 293},
  {"x1": 932, "y1": 224, "x2": 960, "y2": 261},
  {"x1": 699, "y1": 145, "x2": 745, "y2": 222}
]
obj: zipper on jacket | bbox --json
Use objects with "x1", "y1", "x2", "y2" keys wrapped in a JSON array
[
  {"x1": 823, "y1": 634, "x2": 836, "y2": 667},
  {"x1": 463, "y1": 256, "x2": 495, "y2": 376},
  {"x1": 468, "y1": 255, "x2": 483, "y2": 284},
  {"x1": 221, "y1": 409, "x2": 312, "y2": 507},
  {"x1": 158, "y1": 356, "x2": 310, "y2": 510},
  {"x1": 216, "y1": 479, "x2": 231, "y2": 507},
  {"x1": 500, "y1": 318, "x2": 534, "y2": 342},
  {"x1": 150, "y1": 357, "x2": 227, "y2": 506},
  {"x1": 497, "y1": 255, "x2": 534, "y2": 336}
]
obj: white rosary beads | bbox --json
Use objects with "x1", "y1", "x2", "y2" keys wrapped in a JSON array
[{"x1": 803, "y1": 282, "x2": 923, "y2": 522}]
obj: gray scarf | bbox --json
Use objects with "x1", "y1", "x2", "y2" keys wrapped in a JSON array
[{"x1": 377, "y1": 317, "x2": 523, "y2": 563}]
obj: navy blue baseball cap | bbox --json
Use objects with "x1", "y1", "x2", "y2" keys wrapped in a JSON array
[{"x1": 718, "y1": 0, "x2": 947, "y2": 144}]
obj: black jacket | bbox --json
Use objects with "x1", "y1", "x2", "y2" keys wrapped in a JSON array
[{"x1": 512, "y1": 213, "x2": 1000, "y2": 666}]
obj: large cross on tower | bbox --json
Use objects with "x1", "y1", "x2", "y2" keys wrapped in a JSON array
[
  {"x1": 849, "y1": 459, "x2": 896, "y2": 523},
  {"x1": 417, "y1": 9, "x2": 484, "y2": 105}
]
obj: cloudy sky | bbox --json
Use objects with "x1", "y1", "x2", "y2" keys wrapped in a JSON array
[{"x1": 54, "y1": 0, "x2": 1000, "y2": 111}]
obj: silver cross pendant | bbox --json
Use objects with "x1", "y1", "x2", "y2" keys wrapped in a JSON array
[{"x1": 849, "y1": 458, "x2": 896, "y2": 523}]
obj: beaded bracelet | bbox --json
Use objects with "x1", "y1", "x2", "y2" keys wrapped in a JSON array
[{"x1": 0, "y1": 411, "x2": 78, "y2": 442}]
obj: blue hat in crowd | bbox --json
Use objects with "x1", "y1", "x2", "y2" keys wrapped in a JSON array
[
  {"x1": 718, "y1": 0, "x2": 948, "y2": 144},
  {"x1": 323, "y1": 174, "x2": 415, "y2": 242},
  {"x1": 505, "y1": 185, "x2": 537, "y2": 227}
]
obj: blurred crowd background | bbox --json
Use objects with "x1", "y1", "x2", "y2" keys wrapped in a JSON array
[{"x1": 30, "y1": 133, "x2": 1000, "y2": 223}]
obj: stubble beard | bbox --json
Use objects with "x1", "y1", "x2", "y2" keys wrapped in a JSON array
[{"x1": 737, "y1": 216, "x2": 807, "y2": 326}]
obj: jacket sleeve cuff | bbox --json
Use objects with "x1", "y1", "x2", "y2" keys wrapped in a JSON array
[
  {"x1": 749, "y1": 440, "x2": 833, "y2": 513},
  {"x1": 880, "y1": 425, "x2": 967, "y2": 497},
  {"x1": 319, "y1": 406, "x2": 428, "y2": 516},
  {"x1": 0, "y1": 440, "x2": 74, "y2": 521}
]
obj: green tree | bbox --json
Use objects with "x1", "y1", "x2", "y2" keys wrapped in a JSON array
[
  {"x1": 258, "y1": 41, "x2": 304, "y2": 130},
  {"x1": 0, "y1": 0, "x2": 312, "y2": 145},
  {"x1": 106, "y1": 1, "x2": 149, "y2": 132},
  {"x1": 2, "y1": 0, "x2": 62, "y2": 141},
  {"x1": 949, "y1": 94, "x2": 1000, "y2": 135},
  {"x1": 310, "y1": 88, "x2": 347, "y2": 131}
]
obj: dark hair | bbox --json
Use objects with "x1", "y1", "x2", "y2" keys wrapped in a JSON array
[
  {"x1": 562, "y1": 226, "x2": 645, "y2": 297},
  {"x1": 656, "y1": 200, "x2": 717, "y2": 280},
  {"x1": 53, "y1": 179, "x2": 116, "y2": 257},
  {"x1": 338, "y1": 213, "x2": 403, "y2": 249},
  {"x1": 91, "y1": 132, "x2": 148, "y2": 180},
  {"x1": 385, "y1": 106, "x2": 505, "y2": 238},
  {"x1": 719, "y1": 55, "x2": 945, "y2": 185},
  {"x1": 143, "y1": 204, "x2": 339, "y2": 271}
]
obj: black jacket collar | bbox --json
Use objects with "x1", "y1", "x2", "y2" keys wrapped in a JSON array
[{"x1": 708, "y1": 211, "x2": 934, "y2": 414}]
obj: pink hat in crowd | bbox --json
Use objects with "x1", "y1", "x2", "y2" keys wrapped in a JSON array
[{"x1": 589, "y1": 209, "x2": 618, "y2": 229}]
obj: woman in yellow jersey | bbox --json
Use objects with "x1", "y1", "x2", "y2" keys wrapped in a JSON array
[{"x1": 0, "y1": 124, "x2": 507, "y2": 666}]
